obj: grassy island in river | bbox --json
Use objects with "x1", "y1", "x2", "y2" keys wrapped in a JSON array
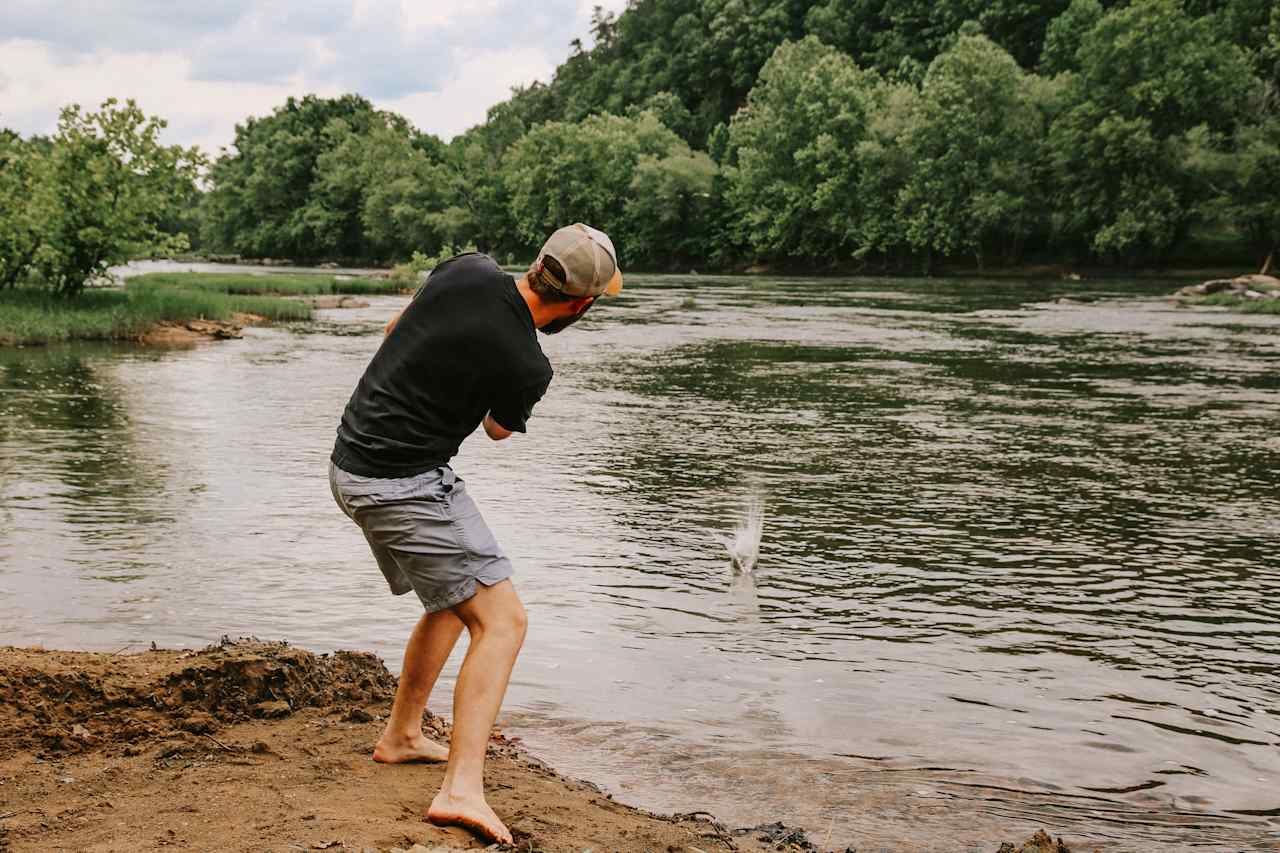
[{"x1": 0, "y1": 272, "x2": 405, "y2": 347}]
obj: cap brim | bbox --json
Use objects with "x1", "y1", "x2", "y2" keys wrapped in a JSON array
[{"x1": 603, "y1": 267, "x2": 623, "y2": 296}]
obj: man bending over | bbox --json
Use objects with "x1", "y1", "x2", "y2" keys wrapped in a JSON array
[{"x1": 328, "y1": 224, "x2": 623, "y2": 844}]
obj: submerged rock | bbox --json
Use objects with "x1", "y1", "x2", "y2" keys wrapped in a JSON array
[{"x1": 291, "y1": 295, "x2": 371, "y2": 309}]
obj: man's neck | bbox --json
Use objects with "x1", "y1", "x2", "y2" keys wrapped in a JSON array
[{"x1": 515, "y1": 275, "x2": 556, "y2": 329}]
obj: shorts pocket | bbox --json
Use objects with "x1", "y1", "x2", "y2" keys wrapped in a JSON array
[{"x1": 447, "y1": 490, "x2": 504, "y2": 560}]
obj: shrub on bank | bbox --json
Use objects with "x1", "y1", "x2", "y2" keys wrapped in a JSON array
[{"x1": 387, "y1": 243, "x2": 478, "y2": 290}]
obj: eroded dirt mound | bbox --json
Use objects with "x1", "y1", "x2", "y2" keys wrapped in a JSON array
[{"x1": 0, "y1": 638, "x2": 394, "y2": 755}]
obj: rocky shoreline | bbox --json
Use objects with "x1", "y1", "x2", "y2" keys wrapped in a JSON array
[
  {"x1": 1174, "y1": 273, "x2": 1280, "y2": 305},
  {"x1": 0, "y1": 641, "x2": 1083, "y2": 852}
]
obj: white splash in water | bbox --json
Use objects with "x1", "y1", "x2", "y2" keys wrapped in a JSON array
[{"x1": 720, "y1": 495, "x2": 764, "y2": 575}]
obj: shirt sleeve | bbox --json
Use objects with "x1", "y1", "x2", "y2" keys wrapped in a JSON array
[{"x1": 489, "y1": 374, "x2": 552, "y2": 434}]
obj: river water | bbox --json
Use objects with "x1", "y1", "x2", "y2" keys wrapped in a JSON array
[{"x1": 2, "y1": 269, "x2": 1277, "y2": 851}]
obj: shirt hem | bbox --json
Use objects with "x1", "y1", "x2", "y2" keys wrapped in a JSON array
[{"x1": 330, "y1": 445, "x2": 448, "y2": 480}]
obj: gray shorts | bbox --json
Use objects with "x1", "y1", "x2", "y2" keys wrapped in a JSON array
[{"x1": 329, "y1": 461, "x2": 514, "y2": 612}]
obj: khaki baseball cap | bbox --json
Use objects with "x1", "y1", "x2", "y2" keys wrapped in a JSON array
[{"x1": 535, "y1": 223, "x2": 624, "y2": 298}]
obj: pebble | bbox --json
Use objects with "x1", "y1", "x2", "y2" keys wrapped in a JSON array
[{"x1": 345, "y1": 707, "x2": 374, "y2": 724}]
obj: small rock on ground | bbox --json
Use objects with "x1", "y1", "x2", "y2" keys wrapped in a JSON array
[{"x1": 997, "y1": 829, "x2": 1074, "y2": 853}]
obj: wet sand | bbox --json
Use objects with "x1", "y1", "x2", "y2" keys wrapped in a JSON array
[{"x1": 0, "y1": 640, "x2": 1079, "y2": 852}]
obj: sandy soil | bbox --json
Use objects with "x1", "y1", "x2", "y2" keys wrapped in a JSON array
[{"x1": 0, "y1": 640, "x2": 1075, "y2": 853}]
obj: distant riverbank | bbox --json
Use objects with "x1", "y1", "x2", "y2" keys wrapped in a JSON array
[
  {"x1": 5, "y1": 261, "x2": 1274, "y2": 348},
  {"x1": 162, "y1": 250, "x2": 1263, "y2": 283}
]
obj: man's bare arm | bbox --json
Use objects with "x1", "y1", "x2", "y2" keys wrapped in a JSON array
[
  {"x1": 483, "y1": 414, "x2": 513, "y2": 441},
  {"x1": 384, "y1": 308, "x2": 405, "y2": 337}
]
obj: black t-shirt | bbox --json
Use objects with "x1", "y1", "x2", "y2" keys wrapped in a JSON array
[{"x1": 331, "y1": 253, "x2": 553, "y2": 478}]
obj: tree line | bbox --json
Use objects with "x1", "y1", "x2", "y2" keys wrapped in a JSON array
[{"x1": 2, "y1": 0, "x2": 1277, "y2": 291}]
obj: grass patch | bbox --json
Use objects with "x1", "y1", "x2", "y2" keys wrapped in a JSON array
[
  {"x1": 1192, "y1": 293, "x2": 1280, "y2": 314},
  {"x1": 0, "y1": 287, "x2": 309, "y2": 346},
  {"x1": 128, "y1": 272, "x2": 406, "y2": 296}
]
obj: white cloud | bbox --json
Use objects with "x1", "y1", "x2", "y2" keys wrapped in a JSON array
[
  {"x1": 0, "y1": 0, "x2": 632, "y2": 152},
  {"x1": 0, "y1": 39, "x2": 334, "y2": 155},
  {"x1": 383, "y1": 45, "x2": 559, "y2": 141}
]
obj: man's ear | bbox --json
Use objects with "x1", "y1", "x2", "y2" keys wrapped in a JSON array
[{"x1": 566, "y1": 296, "x2": 594, "y2": 314}]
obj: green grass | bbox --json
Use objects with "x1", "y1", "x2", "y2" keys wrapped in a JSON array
[
  {"x1": 0, "y1": 272, "x2": 399, "y2": 346},
  {"x1": 1194, "y1": 293, "x2": 1280, "y2": 314},
  {"x1": 128, "y1": 272, "x2": 406, "y2": 296}
]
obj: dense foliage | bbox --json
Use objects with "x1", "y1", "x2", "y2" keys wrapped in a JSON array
[
  {"x1": 3, "y1": 0, "x2": 1277, "y2": 282},
  {"x1": 1, "y1": 100, "x2": 202, "y2": 295}
]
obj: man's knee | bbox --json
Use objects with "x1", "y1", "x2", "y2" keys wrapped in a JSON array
[
  {"x1": 458, "y1": 581, "x2": 527, "y2": 643},
  {"x1": 494, "y1": 598, "x2": 528, "y2": 645}
]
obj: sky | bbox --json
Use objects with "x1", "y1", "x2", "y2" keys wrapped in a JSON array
[{"x1": 0, "y1": 0, "x2": 629, "y2": 154}]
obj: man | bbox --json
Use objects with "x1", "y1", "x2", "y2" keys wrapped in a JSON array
[{"x1": 328, "y1": 224, "x2": 623, "y2": 844}]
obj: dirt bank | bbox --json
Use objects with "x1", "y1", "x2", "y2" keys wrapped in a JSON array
[{"x1": 0, "y1": 641, "x2": 1077, "y2": 852}]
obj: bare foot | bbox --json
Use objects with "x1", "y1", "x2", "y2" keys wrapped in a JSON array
[
  {"x1": 426, "y1": 789, "x2": 512, "y2": 846},
  {"x1": 372, "y1": 732, "x2": 449, "y2": 764}
]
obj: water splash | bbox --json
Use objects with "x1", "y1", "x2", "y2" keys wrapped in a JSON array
[{"x1": 720, "y1": 493, "x2": 764, "y2": 575}]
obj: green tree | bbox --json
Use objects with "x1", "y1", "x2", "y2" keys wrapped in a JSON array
[
  {"x1": 1263, "y1": 4, "x2": 1280, "y2": 110},
  {"x1": 805, "y1": 0, "x2": 1072, "y2": 73},
  {"x1": 445, "y1": 97, "x2": 535, "y2": 257},
  {"x1": 495, "y1": 0, "x2": 810, "y2": 147},
  {"x1": 625, "y1": 148, "x2": 720, "y2": 266},
  {"x1": 895, "y1": 35, "x2": 1048, "y2": 268},
  {"x1": 626, "y1": 91, "x2": 696, "y2": 142},
  {"x1": 1039, "y1": 0, "x2": 1104, "y2": 74},
  {"x1": 0, "y1": 132, "x2": 46, "y2": 289},
  {"x1": 314, "y1": 121, "x2": 456, "y2": 260},
  {"x1": 850, "y1": 81, "x2": 918, "y2": 263},
  {"x1": 725, "y1": 36, "x2": 882, "y2": 262},
  {"x1": 1047, "y1": 0, "x2": 1253, "y2": 261},
  {"x1": 699, "y1": 0, "x2": 808, "y2": 109},
  {"x1": 1184, "y1": 117, "x2": 1280, "y2": 271},
  {"x1": 31, "y1": 99, "x2": 203, "y2": 296},
  {"x1": 1189, "y1": 0, "x2": 1277, "y2": 78},
  {"x1": 202, "y1": 95, "x2": 385, "y2": 260},
  {"x1": 503, "y1": 111, "x2": 687, "y2": 260}
]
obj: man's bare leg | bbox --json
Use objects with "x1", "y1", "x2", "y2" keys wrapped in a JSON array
[
  {"x1": 426, "y1": 579, "x2": 527, "y2": 845},
  {"x1": 373, "y1": 608, "x2": 465, "y2": 764}
]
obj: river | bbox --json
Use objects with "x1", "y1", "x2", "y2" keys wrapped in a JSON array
[{"x1": 2, "y1": 267, "x2": 1277, "y2": 851}]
